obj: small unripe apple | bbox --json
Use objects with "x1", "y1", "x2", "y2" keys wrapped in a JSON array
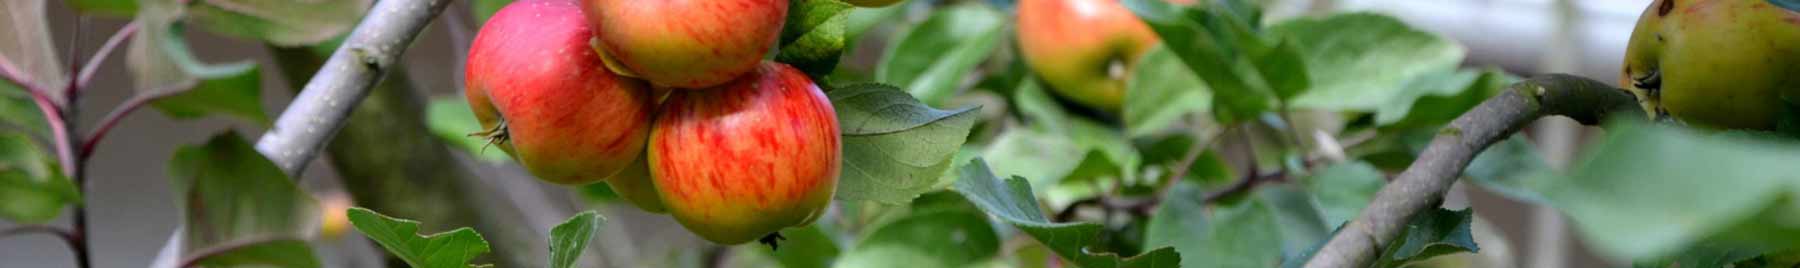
[
  {"x1": 583, "y1": 0, "x2": 789, "y2": 89},
  {"x1": 466, "y1": 0, "x2": 655, "y2": 185},
  {"x1": 843, "y1": 0, "x2": 905, "y2": 7},
  {"x1": 649, "y1": 62, "x2": 840, "y2": 244},
  {"x1": 1016, "y1": 0, "x2": 1163, "y2": 113},
  {"x1": 604, "y1": 153, "x2": 667, "y2": 213},
  {"x1": 1621, "y1": 0, "x2": 1800, "y2": 130}
]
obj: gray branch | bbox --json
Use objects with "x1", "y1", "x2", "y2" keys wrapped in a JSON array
[
  {"x1": 1302, "y1": 74, "x2": 1638, "y2": 268},
  {"x1": 254, "y1": 0, "x2": 453, "y2": 176}
]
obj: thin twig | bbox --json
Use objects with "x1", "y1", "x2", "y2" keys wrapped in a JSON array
[
  {"x1": 75, "y1": 22, "x2": 138, "y2": 92},
  {"x1": 1302, "y1": 74, "x2": 1637, "y2": 268},
  {"x1": 80, "y1": 79, "x2": 197, "y2": 159},
  {"x1": 0, "y1": 224, "x2": 74, "y2": 241}
]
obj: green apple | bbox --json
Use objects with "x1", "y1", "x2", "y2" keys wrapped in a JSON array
[
  {"x1": 1016, "y1": 0, "x2": 1164, "y2": 113},
  {"x1": 466, "y1": 0, "x2": 655, "y2": 185},
  {"x1": 583, "y1": 0, "x2": 789, "y2": 89},
  {"x1": 648, "y1": 61, "x2": 840, "y2": 244},
  {"x1": 1622, "y1": 0, "x2": 1800, "y2": 130}
]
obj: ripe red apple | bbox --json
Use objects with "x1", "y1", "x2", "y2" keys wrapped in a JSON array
[
  {"x1": 648, "y1": 61, "x2": 840, "y2": 244},
  {"x1": 1016, "y1": 0, "x2": 1164, "y2": 112},
  {"x1": 466, "y1": 0, "x2": 655, "y2": 185},
  {"x1": 583, "y1": 0, "x2": 789, "y2": 89}
]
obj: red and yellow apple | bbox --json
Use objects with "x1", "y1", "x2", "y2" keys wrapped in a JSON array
[
  {"x1": 1620, "y1": 0, "x2": 1800, "y2": 130},
  {"x1": 648, "y1": 61, "x2": 840, "y2": 244},
  {"x1": 583, "y1": 0, "x2": 789, "y2": 89},
  {"x1": 1015, "y1": 0, "x2": 1164, "y2": 112},
  {"x1": 466, "y1": 0, "x2": 655, "y2": 185}
]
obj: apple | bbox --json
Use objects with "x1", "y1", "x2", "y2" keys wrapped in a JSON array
[
  {"x1": 603, "y1": 153, "x2": 668, "y2": 213},
  {"x1": 583, "y1": 0, "x2": 789, "y2": 89},
  {"x1": 1015, "y1": 0, "x2": 1164, "y2": 113},
  {"x1": 1621, "y1": 0, "x2": 1800, "y2": 130},
  {"x1": 466, "y1": 0, "x2": 655, "y2": 185},
  {"x1": 648, "y1": 61, "x2": 840, "y2": 244}
]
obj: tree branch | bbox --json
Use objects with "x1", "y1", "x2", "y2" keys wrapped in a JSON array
[
  {"x1": 253, "y1": 0, "x2": 453, "y2": 176},
  {"x1": 1302, "y1": 74, "x2": 1638, "y2": 268}
]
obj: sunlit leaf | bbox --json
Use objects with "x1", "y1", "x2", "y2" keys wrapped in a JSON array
[
  {"x1": 831, "y1": 84, "x2": 979, "y2": 204},
  {"x1": 876, "y1": 4, "x2": 1004, "y2": 106},
  {"x1": 1265, "y1": 13, "x2": 1466, "y2": 113},
  {"x1": 1124, "y1": 45, "x2": 1211, "y2": 138},
  {"x1": 348, "y1": 207, "x2": 492, "y2": 268},
  {"x1": 424, "y1": 96, "x2": 512, "y2": 162},
  {"x1": 778, "y1": 0, "x2": 853, "y2": 76}
]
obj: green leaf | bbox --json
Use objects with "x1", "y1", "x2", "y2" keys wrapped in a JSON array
[
  {"x1": 548, "y1": 211, "x2": 604, "y2": 268},
  {"x1": 1631, "y1": 243, "x2": 1768, "y2": 268},
  {"x1": 1144, "y1": 184, "x2": 1283, "y2": 268},
  {"x1": 1265, "y1": 13, "x2": 1467, "y2": 112},
  {"x1": 1124, "y1": 45, "x2": 1211, "y2": 138},
  {"x1": 831, "y1": 84, "x2": 979, "y2": 204},
  {"x1": 1301, "y1": 161, "x2": 1385, "y2": 226},
  {"x1": 1, "y1": 0, "x2": 68, "y2": 93},
  {"x1": 0, "y1": 85, "x2": 46, "y2": 135},
  {"x1": 470, "y1": 0, "x2": 513, "y2": 26},
  {"x1": 777, "y1": 0, "x2": 852, "y2": 77},
  {"x1": 128, "y1": 0, "x2": 267, "y2": 123},
  {"x1": 1372, "y1": 208, "x2": 1478, "y2": 268},
  {"x1": 1463, "y1": 136, "x2": 1553, "y2": 204},
  {"x1": 835, "y1": 209, "x2": 1000, "y2": 268},
  {"x1": 876, "y1": 4, "x2": 1005, "y2": 106},
  {"x1": 0, "y1": 131, "x2": 76, "y2": 223},
  {"x1": 425, "y1": 96, "x2": 512, "y2": 162},
  {"x1": 953, "y1": 159, "x2": 1181, "y2": 268},
  {"x1": 1256, "y1": 186, "x2": 1333, "y2": 263},
  {"x1": 1014, "y1": 78, "x2": 1071, "y2": 133},
  {"x1": 1379, "y1": 69, "x2": 1516, "y2": 128},
  {"x1": 149, "y1": 65, "x2": 268, "y2": 124},
  {"x1": 748, "y1": 225, "x2": 840, "y2": 268},
  {"x1": 1122, "y1": 0, "x2": 1275, "y2": 123},
  {"x1": 65, "y1": 0, "x2": 138, "y2": 18},
  {"x1": 188, "y1": 240, "x2": 319, "y2": 268},
  {"x1": 1257, "y1": 39, "x2": 1310, "y2": 102},
  {"x1": 185, "y1": 0, "x2": 373, "y2": 46},
  {"x1": 981, "y1": 128, "x2": 1084, "y2": 191},
  {"x1": 1523, "y1": 121, "x2": 1800, "y2": 261},
  {"x1": 348, "y1": 207, "x2": 492, "y2": 268},
  {"x1": 169, "y1": 131, "x2": 320, "y2": 267},
  {"x1": 1136, "y1": 134, "x2": 1234, "y2": 186}
]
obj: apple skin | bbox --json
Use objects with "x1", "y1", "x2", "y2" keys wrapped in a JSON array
[
  {"x1": 604, "y1": 153, "x2": 668, "y2": 213},
  {"x1": 648, "y1": 62, "x2": 840, "y2": 244},
  {"x1": 1621, "y1": 0, "x2": 1800, "y2": 130},
  {"x1": 466, "y1": 0, "x2": 655, "y2": 185},
  {"x1": 583, "y1": 0, "x2": 789, "y2": 89},
  {"x1": 1015, "y1": 0, "x2": 1163, "y2": 113}
]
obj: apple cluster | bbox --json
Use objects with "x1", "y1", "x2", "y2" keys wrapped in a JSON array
[{"x1": 464, "y1": 0, "x2": 842, "y2": 245}]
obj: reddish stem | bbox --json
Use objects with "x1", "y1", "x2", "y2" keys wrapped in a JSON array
[
  {"x1": 75, "y1": 22, "x2": 138, "y2": 93},
  {"x1": 80, "y1": 80, "x2": 195, "y2": 160}
]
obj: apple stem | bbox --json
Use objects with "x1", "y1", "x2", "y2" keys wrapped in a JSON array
[
  {"x1": 757, "y1": 232, "x2": 787, "y2": 251},
  {"x1": 1303, "y1": 74, "x2": 1638, "y2": 268}
]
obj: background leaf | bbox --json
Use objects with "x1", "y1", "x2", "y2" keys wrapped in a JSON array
[
  {"x1": 128, "y1": 0, "x2": 267, "y2": 123},
  {"x1": 876, "y1": 4, "x2": 1005, "y2": 106},
  {"x1": 1301, "y1": 161, "x2": 1385, "y2": 226},
  {"x1": 0, "y1": 131, "x2": 76, "y2": 223},
  {"x1": 148, "y1": 65, "x2": 268, "y2": 124},
  {"x1": 953, "y1": 159, "x2": 1181, "y2": 268},
  {"x1": 548, "y1": 211, "x2": 603, "y2": 268},
  {"x1": 470, "y1": 0, "x2": 513, "y2": 26},
  {"x1": 1123, "y1": 0, "x2": 1275, "y2": 123},
  {"x1": 348, "y1": 207, "x2": 492, "y2": 268},
  {"x1": 1265, "y1": 13, "x2": 1466, "y2": 113},
  {"x1": 168, "y1": 131, "x2": 320, "y2": 267},
  {"x1": 834, "y1": 209, "x2": 1000, "y2": 268},
  {"x1": 778, "y1": 0, "x2": 853, "y2": 77},
  {"x1": 1144, "y1": 184, "x2": 1283, "y2": 268},
  {"x1": 831, "y1": 84, "x2": 980, "y2": 204},
  {"x1": 1, "y1": 0, "x2": 68, "y2": 95},
  {"x1": 745, "y1": 225, "x2": 841, "y2": 268},
  {"x1": 424, "y1": 97, "x2": 512, "y2": 162},
  {"x1": 185, "y1": 0, "x2": 373, "y2": 46},
  {"x1": 1124, "y1": 45, "x2": 1212, "y2": 138}
]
